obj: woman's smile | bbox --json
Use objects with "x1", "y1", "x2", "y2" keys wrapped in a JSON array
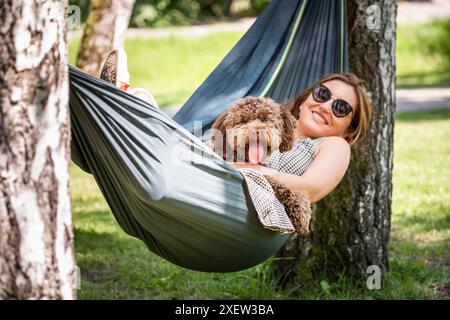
[
  {"x1": 311, "y1": 109, "x2": 329, "y2": 125},
  {"x1": 294, "y1": 79, "x2": 358, "y2": 140}
]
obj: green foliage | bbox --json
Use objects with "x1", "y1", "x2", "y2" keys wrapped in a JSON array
[
  {"x1": 249, "y1": 0, "x2": 271, "y2": 14},
  {"x1": 69, "y1": 18, "x2": 450, "y2": 106},
  {"x1": 131, "y1": 0, "x2": 203, "y2": 28},
  {"x1": 69, "y1": 0, "x2": 271, "y2": 28},
  {"x1": 69, "y1": 0, "x2": 90, "y2": 22},
  {"x1": 69, "y1": 32, "x2": 244, "y2": 108},
  {"x1": 320, "y1": 280, "x2": 331, "y2": 294},
  {"x1": 197, "y1": 0, "x2": 234, "y2": 18},
  {"x1": 415, "y1": 19, "x2": 450, "y2": 68},
  {"x1": 397, "y1": 19, "x2": 450, "y2": 87}
]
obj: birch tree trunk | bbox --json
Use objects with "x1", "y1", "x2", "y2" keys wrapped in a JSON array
[
  {"x1": 274, "y1": 0, "x2": 396, "y2": 284},
  {"x1": 0, "y1": 0, "x2": 76, "y2": 299},
  {"x1": 76, "y1": 0, "x2": 135, "y2": 76}
]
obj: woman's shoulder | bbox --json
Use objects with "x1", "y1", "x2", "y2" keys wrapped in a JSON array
[{"x1": 313, "y1": 136, "x2": 350, "y2": 157}]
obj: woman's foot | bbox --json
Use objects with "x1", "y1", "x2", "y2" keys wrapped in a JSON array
[
  {"x1": 100, "y1": 48, "x2": 130, "y2": 90},
  {"x1": 100, "y1": 48, "x2": 159, "y2": 108}
]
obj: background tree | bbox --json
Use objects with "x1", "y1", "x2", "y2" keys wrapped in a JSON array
[
  {"x1": 274, "y1": 0, "x2": 397, "y2": 285},
  {"x1": 76, "y1": 0, "x2": 136, "y2": 76},
  {"x1": 0, "y1": 0, "x2": 75, "y2": 299},
  {"x1": 198, "y1": 0, "x2": 234, "y2": 17}
]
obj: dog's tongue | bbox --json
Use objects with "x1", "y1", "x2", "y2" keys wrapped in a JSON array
[{"x1": 248, "y1": 141, "x2": 265, "y2": 164}]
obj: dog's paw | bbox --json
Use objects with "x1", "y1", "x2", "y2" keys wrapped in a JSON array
[{"x1": 265, "y1": 175, "x2": 312, "y2": 235}]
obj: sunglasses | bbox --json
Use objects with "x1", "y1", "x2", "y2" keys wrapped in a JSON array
[{"x1": 312, "y1": 84, "x2": 354, "y2": 118}]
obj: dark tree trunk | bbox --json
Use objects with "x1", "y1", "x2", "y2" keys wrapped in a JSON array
[
  {"x1": 76, "y1": 0, "x2": 135, "y2": 76},
  {"x1": 0, "y1": 0, "x2": 76, "y2": 299},
  {"x1": 273, "y1": 0, "x2": 396, "y2": 285}
]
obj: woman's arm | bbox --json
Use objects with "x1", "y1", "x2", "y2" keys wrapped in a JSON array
[{"x1": 229, "y1": 136, "x2": 351, "y2": 203}]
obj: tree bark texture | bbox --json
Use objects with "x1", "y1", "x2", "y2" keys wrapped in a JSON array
[
  {"x1": 274, "y1": 0, "x2": 397, "y2": 284},
  {"x1": 76, "y1": 0, "x2": 135, "y2": 76},
  {"x1": 0, "y1": 0, "x2": 75, "y2": 299}
]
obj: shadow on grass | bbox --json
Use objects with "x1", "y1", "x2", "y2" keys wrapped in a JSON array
[
  {"x1": 387, "y1": 244, "x2": 450, "y2": 299},
  {"x1": 396, "y1": 210, "x2": 450, "y2": 233},
  {"x1": 293, "y1": 234, "x2": 450, "y2": 300},
  {"x1": 395, "y1": 108, "x2": 450, "y2": 122},
  {"x1": 73, "y1": 227, "x2": 124, "y2": 284},
  {"x1": 74, "y1": 225, "x2": 130, "y2": 254},
  {"x1": 390, "y1": 236, "x2": 450, "y2": 273},
  {"x1": 73, "y1": 224, "x2": 285, "y2": 299},
  {"x1": 73, "y1": 224, "x2": 170, "y2": 299},
  {"x1": 397, "y1": 70, "x2": 450, "y2": 89}
]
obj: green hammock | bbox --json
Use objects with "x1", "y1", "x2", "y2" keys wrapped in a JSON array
[{"x1": 69, "y1": 0, "x2": 348, "y2": 272}]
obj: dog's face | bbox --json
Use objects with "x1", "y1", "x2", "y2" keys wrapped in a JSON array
[{"x1": 211, "y1": 97, "x2": 297, "y2": 163}]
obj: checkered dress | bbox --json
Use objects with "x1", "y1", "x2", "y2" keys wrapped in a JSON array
[{"x1": 239, "y1": 137, "x2": 325, "y2": 233}]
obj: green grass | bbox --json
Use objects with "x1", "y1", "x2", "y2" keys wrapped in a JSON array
[
  {"x1": 397, "y1": 19, "x2": 450, "y2": 88},
  {"x1": 389, "y1": 109, "x2": 450, "y2": 299},
  {"x1": 69, "y1": 22, "x2": 450, "y2": 299},
  {"x1": 299, "y1": 109, "x2": 450, "y2": 299},
  {"x1": 69, "y1": 32, "x2": 244, "y2": 108},
  {"x1": 71, "y1": 109, "x2": 450, "y2": 299},
  {"x1": 69, "y1": 19, "x2": 450, "y2": 106}
]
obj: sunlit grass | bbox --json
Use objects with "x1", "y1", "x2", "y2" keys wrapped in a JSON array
[
  {"x1": 69, "y1": 32, "x2": 244, "y2": 108},
  {"x1": 396, "y1": 19, "x2": 450, "y2": 88},
  {"x1": 69, "y1": 24, "x2": 449, "y2": 299},
  {"x1": 69, "y1": 19, "x2": 450, "y2": 97},
  {"x1": 71, "y1": 109, "x2": 450, "y2": 299}
]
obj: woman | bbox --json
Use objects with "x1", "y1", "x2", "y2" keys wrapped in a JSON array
[
  {"x1": 229, "y1": 73, "x2": 372, "y2": 204},
  {"x1": 100, "y1": 49, "x2": 372, "y2": 206}
]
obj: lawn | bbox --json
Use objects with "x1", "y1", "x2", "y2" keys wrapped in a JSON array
[
  {"x1": 71, "y1": 108, "x2": 450, "y2": 299},
  {"x1": 69, "y1": 19, "x2": 450, "y2": 109},
  {"x1": 69, "y1": 22, "x2": 449, "y2": 299},
  {"x1": 396, "y1": 19, "x2": 450, "y2": 88},
  {"x1": 69, "y1": 32, "x2": 243, "y2": 108}
]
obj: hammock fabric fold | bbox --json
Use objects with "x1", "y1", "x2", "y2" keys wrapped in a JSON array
[{"x1": 69, "y1": 0, "x2": 348, "y2": 272}]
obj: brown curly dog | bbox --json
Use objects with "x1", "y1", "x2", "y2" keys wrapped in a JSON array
[{"x1": 210, "y1": 96, "x2": 312, "y2": 235}]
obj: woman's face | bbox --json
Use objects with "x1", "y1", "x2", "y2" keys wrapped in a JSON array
[{"x1": 296, "y1": 79, "x2": 357, "y2": 139}]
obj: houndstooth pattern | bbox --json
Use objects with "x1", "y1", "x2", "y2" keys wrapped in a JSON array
[
  {"x1": 264, "y1": 137, "x2": 325, "y2": 175},
  {"x1": 239, "y1": 137, "x2": 325, "y2": 233}
]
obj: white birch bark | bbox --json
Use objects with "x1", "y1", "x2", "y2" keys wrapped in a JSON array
[{"x1": 0, "y1": 0, "x2": 75, "y2": 299}]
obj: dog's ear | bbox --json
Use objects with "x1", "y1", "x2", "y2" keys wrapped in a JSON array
[
  {"x1": 211, "y1": 111, "x2": 229, "y2": 159},
  {"x1": 211, "y1": 111, "x2": 228, "y2": 136},
  {"x1": 279, "y1": 110, "x2": 297, "y2": 152}
]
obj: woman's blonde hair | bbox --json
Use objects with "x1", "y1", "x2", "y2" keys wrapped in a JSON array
[{"x1": 281, "y1": 73, "x2": 372, "y2": 147}]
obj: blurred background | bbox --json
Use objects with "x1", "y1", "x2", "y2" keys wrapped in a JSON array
[
  {"x1": 68, "y1": 0, "x2": 450, "y2": 299},
  {"x1": 68, "y1": 0, "x2": 450, "y2": 111}
]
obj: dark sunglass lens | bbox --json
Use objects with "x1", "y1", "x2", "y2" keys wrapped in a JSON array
[
  {"x1": 313, "y1": 85, "x2": 330, "y2": 102},
  {"x1": 333, "y1": 100, "x2": 352, "y2": 117}
]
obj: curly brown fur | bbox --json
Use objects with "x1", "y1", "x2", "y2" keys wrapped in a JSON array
[
  {"x1": 211, "y1": 97, "x2": 296, "y2": 162},
  {"x1": 211, "y1": 96, "x2": 311, "y2": 234},
  {"x1": 279, "y1": 109, "x2": 297, "y2": 152},
  {"x1": 265, "y1": 175, "x2": 312, "y2": 235}
]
